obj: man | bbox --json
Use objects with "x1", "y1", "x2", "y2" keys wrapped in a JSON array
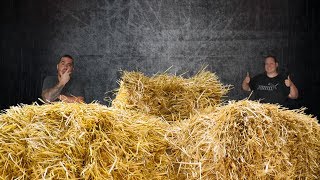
[
  {"x1": 42, "y1": 55, "x2": 85, "y2": 103},
  {"x1": 242, "y1": 56, "x2": 298, "y2": 105}
]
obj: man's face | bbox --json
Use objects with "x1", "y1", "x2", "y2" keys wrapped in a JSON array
[
  {"x1": 264, "y1": 57, "x2": 278, "y2": 74},
  {"x1": 57, "y1": 57, "x2": 74, "y2": 76}
]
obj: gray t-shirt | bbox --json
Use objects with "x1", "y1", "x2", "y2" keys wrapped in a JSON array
[{"x1": 42, "y1": 76, "x2": 85, "y2": 98}]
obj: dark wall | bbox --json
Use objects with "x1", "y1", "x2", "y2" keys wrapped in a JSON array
[
  {"x1": 1, "y1": 0, "x2": 49, "y2": 108},
  {"x1": 1, "y1": 0, "x2": 319, "y2": 117}
]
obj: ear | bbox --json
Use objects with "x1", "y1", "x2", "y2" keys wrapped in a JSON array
[
  {"x1": 57, "y1": 64, "x2": 59, "y2": 70},
  {"x1": 276, "y1": 62, "x2": 279, "y2": 68}
]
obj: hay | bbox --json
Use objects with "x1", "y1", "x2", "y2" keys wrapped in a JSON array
[
  {"x1": 166, "y1": 100, "x2": 320, "y2": 179},
  {"x1": 112, "y1": 70, "x2": 230, "y2": 121},
  {"x1": 82, "y1": 108, "x2": 175, "y2": 179},
  {"x1": 1, "y1": 73, "x2": 319, "y2": 179},
  {"x1": 0, "y1": 103, "x2": 104, "y2": 179},
  {"x1": 0, "y1": 102, "x2": 175, "y2": 179},
  {"x1": 165, "y1": 108, "x2": 216, "y2": 179}
]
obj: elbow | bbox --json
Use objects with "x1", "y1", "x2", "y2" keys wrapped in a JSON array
[
  {"x1": 288, "y1": 93, "x2": 298, "y2": 99},
  {"x1": 41, "y1": 91, "x2": 52, "y2": 102},
  {"x1": 41, "y1": 92, "x2": 47, "y2": 101},
  {"x1": 242, "y1": 84, "x2": 251, "y2": 92}
]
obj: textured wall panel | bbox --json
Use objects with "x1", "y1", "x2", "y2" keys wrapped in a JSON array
[{"x1": 36, "y1": 0, "x2": 305, "y2": 104}]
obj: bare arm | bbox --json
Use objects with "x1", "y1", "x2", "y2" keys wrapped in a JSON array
[
  {"x1": 42, "y1": 71, "x2": 71, "y2": 103},
  {"x1": 42, "y1": 83, "x2": 64, "y2": 102},
  {"x1": 242, "y1": 72, "x2": 251, "y2": 91},
  {"x1": 285, "y1": 76, "x2": 298, "y2": 99},
  {"x1": 59, "y1": 95, "x2": 84, "y2": 103},
  {"x1": 288, "y1": 84, "x2": 298, "y2": 99}
]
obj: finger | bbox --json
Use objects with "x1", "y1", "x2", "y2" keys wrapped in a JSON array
[
  {"x1": 287, "y1": 75, "x2": 290, "y2": 80},
  {"x1": 247, "y1": 72, "x2": 249, "y2": 77},
  {"x1": 67, "y1": 67, "x2": 73, "y2": 73},
  {"x1": 64, "y1": 70, "x2": 71, "y2": 75}
]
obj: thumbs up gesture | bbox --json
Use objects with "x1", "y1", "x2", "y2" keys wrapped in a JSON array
[
  {"x1": 285, "y1": 75, "x2": 292, "y2": 87},
  {"x1": 244, "y1": 72, "x2": 250, "y2": 84}
]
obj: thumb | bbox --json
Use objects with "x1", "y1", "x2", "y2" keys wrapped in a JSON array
[{"x1": 247, "y1": 72, "x2": 250, "y2": 77}]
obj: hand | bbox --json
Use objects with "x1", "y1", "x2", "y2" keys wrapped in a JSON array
[
  {"x1": 285, "y1": 75, "x2": 292, "y2": 87},
  {"x1": 59, "y1": 95, "x2": 84, "y2": 103},
  {"x1": 59, "y1": 95, "x2": 68, "y2": 101},
  {"x1": 244, "y1": 72, "x2": 250, "y2": 84},
  {"x1": 59, "y1": 70, "x2": 71, "y2": 86}
]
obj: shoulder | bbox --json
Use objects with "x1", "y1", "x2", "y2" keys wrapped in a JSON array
[
  {"x1": 276, "y1": 73, "x2": 287, "y2": 80},
  {"x1": 44, "y1": 76, "x2": 58, "y2": 81},
  {"x1": 42, "y1": 76, "x2": 58, "y2": 90},
  {"x1": 256, "y1": 73, "x2": 266, "y2": 78},
  {"x1": 252, "y1": 73, "x2": 266, "y2": 80},
  {"x1": 43, "y1": 76, "x2": 58, "y2": 84}
]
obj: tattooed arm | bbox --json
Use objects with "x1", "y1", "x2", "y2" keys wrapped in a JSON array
[
  {"x1": 42, "y1": 83, "x2": 65, "y2": 102},
  {"x1": 42, "y1": 71, "x2": 71, "y2": 102}
]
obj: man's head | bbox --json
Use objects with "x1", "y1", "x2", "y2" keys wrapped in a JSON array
[
  {"x1": 264, "y1": 55, "x2": 278, "y2": 74},
  {"x1": 57, "y1": 55, "x2": 74, "y2": 77}
]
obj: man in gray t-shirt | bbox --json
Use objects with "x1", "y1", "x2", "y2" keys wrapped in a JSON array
[{"x1": 41, "y1": 55, "x2": 85, "y2": 103}]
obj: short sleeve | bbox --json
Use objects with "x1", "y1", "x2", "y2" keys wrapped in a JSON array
[
  {"x1": 249, "y1": 76, "x2": 257, "y2": 91},
  {"x1": 42, "y1": 76, "x2": 58, "y2": 92}
]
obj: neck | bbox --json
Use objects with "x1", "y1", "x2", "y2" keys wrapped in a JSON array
[{"x1": 266, "y1": 72, "x2": 278, "y2": 78}]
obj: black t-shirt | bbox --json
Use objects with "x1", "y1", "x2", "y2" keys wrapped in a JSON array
[
  {"x1": 249, "y1": 73, "x2": 290, "y2": 105},
  {"x1": 42, "y1": 76, "x2": 85, "y2": 98}
]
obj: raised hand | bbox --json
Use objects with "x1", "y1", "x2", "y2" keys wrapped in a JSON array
[
  {"x1": 244, "y1": 72, "x2": 250, "y2": 84},
  {"x1": 242, "y1": 72, "x2": 251, "y2": 91},
  {"x1": 285, "y1": 75, "x2": 292, "y2": 87},
  {"x1": 59, "y1": 70, "x2": 71, "y2": 86}
]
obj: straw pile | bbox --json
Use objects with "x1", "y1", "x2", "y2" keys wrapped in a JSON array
[
  {"x1": 112, "y1": 70, "x2": 229, "y2": 121},
  {"x1": 0, "y1": 102, "x2": 175, "y2": 179},
  {"x1": 82, "y1": 108, "x2": 174, "y2": 179},
  {"x1": 165, "y1": 100, "x2": 320, "y2": 179},
  {"x1": 0, "y1": 103, "x2": 94, "y2": 179},
  {"x1": 2, "y1": 70, "x2": 320, "y2": 179}
]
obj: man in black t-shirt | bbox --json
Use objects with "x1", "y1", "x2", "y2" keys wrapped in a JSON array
[
  {"x1": 41, "y1": 55, "x2": 85, "y2": 103},
  {"x1": 242, "y1": 56, "x2": 298, "y2": 105}
]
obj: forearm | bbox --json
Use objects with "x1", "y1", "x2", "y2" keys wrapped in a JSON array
[
  {"x1": 288, "y1": 84, "x2": 298, "y2": 99},
  {"x1": 59, "y1": 95, "x2": 84, "y2": 103},
  {"x1": 242, "y1": 82, "x2": 251, "y2": 91},
  {"x1": 42, "y1": 83, "x2": 64, "y2": 102}
]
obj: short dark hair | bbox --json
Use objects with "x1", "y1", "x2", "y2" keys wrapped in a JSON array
[
  {"x1": 265, "y1": 55, "x2": 278, "y2": 63},
  {"x1": 59, "y1": 54, "x2": 74, "y2": 65}
]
